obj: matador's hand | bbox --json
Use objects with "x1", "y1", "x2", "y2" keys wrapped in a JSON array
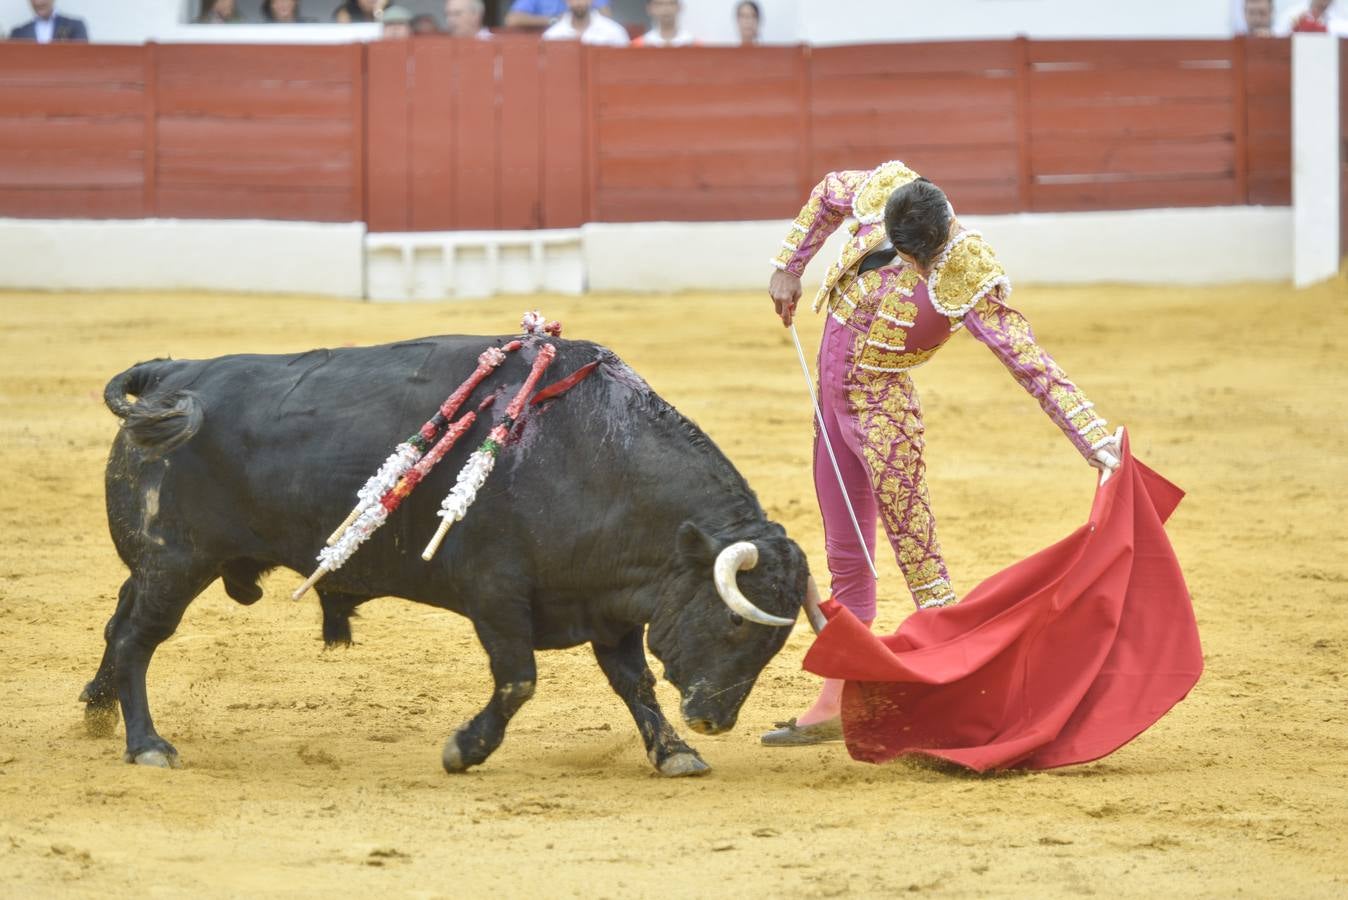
[
  {"x1": 769, "y1": 269, "x2": 802, "y2": 327},
  {"x1": 1089, "y1": 427, "x2": 1124, "y2": 484}
]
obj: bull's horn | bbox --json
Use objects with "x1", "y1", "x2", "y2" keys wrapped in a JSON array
[
  {"x1": 712, "y1": 542, "x2": 795, "y2": 628},
  {"x1": 803, "y1": 575, "x2": 828, "y2": 634}
]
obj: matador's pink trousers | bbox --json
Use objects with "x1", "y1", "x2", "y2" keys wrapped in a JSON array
[{"x1": 813, "y1": 316, "x2": 956, "y2": 620}]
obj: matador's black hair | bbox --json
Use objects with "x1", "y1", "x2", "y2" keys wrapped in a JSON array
[{"x1": 884, "y1": 178, "x2": 951, "y2": 269}]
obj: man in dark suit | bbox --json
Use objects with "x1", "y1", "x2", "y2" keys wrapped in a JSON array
[{"x1": 9, "y1": 0, "x2": 90, "y2": 42}]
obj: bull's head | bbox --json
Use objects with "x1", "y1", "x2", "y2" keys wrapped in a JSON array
[{"x1": 647, "y1": 522, "x2": 826, "y2": 735}]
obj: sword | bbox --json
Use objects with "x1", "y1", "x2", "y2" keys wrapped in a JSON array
[{"x1": 789, "y1": 322, "x2": 880, "y2": 581}]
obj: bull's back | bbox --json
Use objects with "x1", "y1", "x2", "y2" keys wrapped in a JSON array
[{"x1": 106, "y1": 336, "x2": 616, "y2": 581}]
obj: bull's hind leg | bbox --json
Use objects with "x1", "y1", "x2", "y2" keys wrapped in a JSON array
[
  {"x1": 109, "y1": 561, "x2": 217, "y2": 768},
  {"x1": 593, "y1": 628, "x2": 709, "y2": 777},
  {"x1": 79, "y1": 580, "x2": 137, "y2": 737},
  {"x1": 441, "y1": 608, "x2": 537, "y2": 774}
]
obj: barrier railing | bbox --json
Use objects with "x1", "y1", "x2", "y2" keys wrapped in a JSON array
[{"x1": 0, "y1": 38, "x2": 1292, "y2": 228}]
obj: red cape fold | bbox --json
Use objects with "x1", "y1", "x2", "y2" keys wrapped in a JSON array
[{"x1": 801, "y1": 431, "x2": 1202, "y2": 772}]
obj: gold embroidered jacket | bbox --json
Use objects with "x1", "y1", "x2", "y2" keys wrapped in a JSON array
[{"x1": 772, "y1": 161, "x2": 1113, "y2": 460}]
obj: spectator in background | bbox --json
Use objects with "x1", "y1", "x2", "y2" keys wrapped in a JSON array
[
  {"x1": 9, "y1": 0, "x2": 88, "y2": 41},
  {"x1": 1241, "y1": 0, "x2": 1275, "y2": 36},
  {"x1": 332, "y1": 0, "x2": 384, "y2": 23},
  {"x1": 542, "y1": 0, "x2": 628, "y2": 44},
  {"x1": 633, "y1": 0, "x2": 695, "y2": 46},
  {"x1": 506, "y1": 0, "x2": 611, "y2": 29},
  {"x1": 412, "y1": 13, "x2": 441, "y2": 34},
  {"x1": 447, "y1": 0, "x2": 491, "y2": 37},
  {"x1": 382, "y1": 4, "x2": 413, "y2": 37},
  {"x1": 735, "y1": 0, "x2": 760, "y2": 45},
  {"x1": 263, "y1": 0, "x2": 316, "y2": 22},
  {"x1": 1280, "y1": 0, "x2": 1347, "y2": 33},
  {"x1": 196, "y1": 0, "x2": 243, "y2": 23}
]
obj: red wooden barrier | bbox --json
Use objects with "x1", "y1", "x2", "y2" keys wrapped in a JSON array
[
  {"x1": 809, "y1": 40, "x2": 1023, "y2": 214},
  {"x1": 588, "y1": 46, "x2": 807, "y2": 221},
  {"x1": 1245, "y1": 38, "x2": 1292, "y2": 205},
  {"x1": 0, "y1": 39, "x2": 1295, "y2": 228},
  {"x1": 0, "y1": 45, "x2": 149, "y2": 218},
  {"x1": 154, "y1": 43, "x2": 364, "y2": 222},
  {"x1": 1026, "y1": 40, "x2": 1242, "y2": 211}
]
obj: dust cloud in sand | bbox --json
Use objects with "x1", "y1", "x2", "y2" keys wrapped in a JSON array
[{"x1": 0, "y1": 284, "x2": 1345, "y2": 897}]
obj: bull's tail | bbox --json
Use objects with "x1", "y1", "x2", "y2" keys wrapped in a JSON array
[{"x1": 104, "y1": 359, "x2": 203, "y2": 458}]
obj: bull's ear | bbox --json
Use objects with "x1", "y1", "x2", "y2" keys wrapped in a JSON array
[{"x1": 675, "y1": 521, "x2": 718, "y2": 565}]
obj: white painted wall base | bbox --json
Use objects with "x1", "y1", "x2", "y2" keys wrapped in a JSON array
[
  {"x1": 584, "y1": 206, "x2": 1294, "y2": 294},
  {"x1": 0, "y1": 218, "x2": 366, "y2": 297},
  {"x1": 1292, "y1": 34, "x2": 1342, "y2": 288},
  {"x1": 0, "y1": 209, "x2": 1292, "y2": 299},
  {"x1": 365, "y1": 230, "x2": 585, "y2": 302}
]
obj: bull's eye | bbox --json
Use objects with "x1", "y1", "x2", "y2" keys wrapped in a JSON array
[{"x1": 728, "y1": 611, "x2": 744, "y2": 627}]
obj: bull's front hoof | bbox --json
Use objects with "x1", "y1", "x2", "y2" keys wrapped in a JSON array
[
  {"x1": 441, "y1": 735, "x2": 469, "y2": 774},
  {"x1": 83, "y1": 701, "x2": 120, "y2": 739},
  {"x1": 124, "y1": 749, "x2": 179, "y2": 769},
  {"x1": 657, "y1": 752, "x2": 711, "y2": 778}
]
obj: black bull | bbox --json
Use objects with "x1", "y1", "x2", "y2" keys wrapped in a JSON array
[{"x1": 87, "y1": 335, "x2": 819, "y2": 777}]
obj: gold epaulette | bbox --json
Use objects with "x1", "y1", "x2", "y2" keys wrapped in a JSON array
[
  {"x1": 851, "y1": 160, "x2": 922, "y2": 225},
  {"x1": 927, "y1": 231, "x2": 1010, "y2": 318}
]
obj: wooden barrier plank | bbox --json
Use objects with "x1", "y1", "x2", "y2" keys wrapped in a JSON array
[
  {"x1": 1248, "y1": 174, "x2": 1291, "y2": 206},
  {"x1": 408, "y1": 39, "x2": 456, "y2": 231},
  {"x1": 0, "y1": 187, "x2": 144, "y2": 218},
  {"x1": 0, "y1": 44, "x2": 144, "y2": 85},
  {"x1": 590, "y1": 46, "x2": 798, "y2": 86},
  {"x1": 363, "y1": 39, "x2": 411, "y2": 231},
  {"x1": 157, "y1": 155, "x2": 353, "y2": 189},
  {"x1": 598, "y1": 79, "x2": 800, "y2": 116},
  {"x1": 1247, "y1": 137, "x2": 1291, "y2": 171},
  {"x1": 349, "y1": 41, "x2": 366, "y2": 231},
  {"x1": 155, "y1": 44, "x2": 357, "y2": 83},
  {"x1": 1031, "y1": 138, "x2": 1234, "y2": 178},
  {"x1": 498, "y1": 38, "x2": 542, "y2": 229},
  {"x1": 539, "y1": 40, "x2": 586, "y2": 228},
  {"x1": 811, "y1": 107, "x2": 1018, "y2": 147},
  {"x1": 157, "y1": 186, "x2": 357, "y2": 221},
  {"x1": 1233, "y1": 37, "x2": 1249, "y2": 203},
  {"x1": 156, "y1": 81, "x2": 355, "y2": 119},
  {"x1": 452, "y1": 39, "x2": 499, "y2": 230},
  {"x1": 1031, "y1": 175, "x2": 1239, "y2": 212},
  {"x1": 597, "y1": 151, "x2": 801, "y2": 190},
  {"x1": 1029, "y1": 39, "x2": 1235, "y2": 68},
  {"x1": 809, "y1": 74, "x2": 1016, "y2": 116},
  {"x1": 156, "y1": 117, "x2": 353, "y2": 155},
  {"x1": 1029, "y1": 68, "x2": 1235, "y2": 104},
  {"x1": 596, "y1": 115, "x2": 799, "y2": 154},
  {"x1": 0, "y1": 84, "x2": 144, "y2": 118},
  {"x1": 143, "y1": 42, "x2": 156, "y2": 218},
  {"x1": 593, "y1": 185, "x2": 802, "y2": 222},
  {"x1": 811, "y1": 41, "x2": 1020, "y2": 77},
  {"x1": 1030, "y1": 101, "x2": 1234, "y2": 141},
  {"x1": 0, "y1": 152, "x2": 143, "y2": 188},
  {"x1": 0, "y1": 118, "x2": 144, "y2": 152}
]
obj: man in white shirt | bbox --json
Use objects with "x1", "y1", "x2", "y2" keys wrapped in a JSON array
[
  {"x1": 542, "y1": 0, "x2": 630, "y2": 46},
  {"x1": 634, "y1": 0, "x2": 696, "y2": 47},
  {"x1": 446, "y1": 0, "x2": 492, "y2": 38}
]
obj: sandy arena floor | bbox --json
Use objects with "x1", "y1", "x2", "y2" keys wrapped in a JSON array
[{"x1": 0, "y1": 282, "x2": 1345, "y2": 897}]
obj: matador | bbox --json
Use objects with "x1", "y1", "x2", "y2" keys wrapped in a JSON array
[{"x1": 762, "y1": 161, "x2": 1121, "y2": 745}]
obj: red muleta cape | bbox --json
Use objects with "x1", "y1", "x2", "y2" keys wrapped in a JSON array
[{"x1": 802, "y1": 431, "x2": 1202, "y2": 772}]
